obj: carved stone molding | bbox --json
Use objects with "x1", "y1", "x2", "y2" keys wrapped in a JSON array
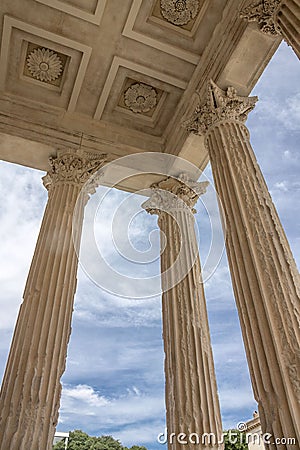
[
  {"x1": 124, "y1": 82, "x2": 158, "y2": 113},
  {"x1": 26, "y1": 47, "x2": 63, "y2": 83},
  {"x1": 35, "y1": 0, "x2": 108, "y2": 25},
  {"x1": 160, "y1": 0, "x2": 200, "y2": 26},
  {"x1": 183, "y1": 80, "x2": 258, "y2": 135},
  {"x1": 43, "y1": 150, "x2": 107, "y2": 190},
  {"x1": 240, "y1": 0, "x2": 282, "y2": 35},
  {"x1": 142, "y1": 175, "x2": 208, "y2": 215}
]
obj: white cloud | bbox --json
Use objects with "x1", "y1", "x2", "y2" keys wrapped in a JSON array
[
  {"x1": 220, "y1": 388, "x2": 256, "y2": 412},
  {"x1": 274, "y1": 181, "x2": 289, "y2": 192},
  {"x1": 0, "y1": 162, "x2": 46, "y2": 331},
  {"x1": 58, "y1": 383, "x2": 165, "y2": 444},
  {"x1": 276, "y1": 92, "x2": 300, "y2": 131},
  {"x1": 63, "y1": 384, "x2": 109, "y2": 408}
]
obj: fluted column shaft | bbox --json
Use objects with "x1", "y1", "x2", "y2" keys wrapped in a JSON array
[
  {"x1": 0, "y1": 150, "x2": 106, "y2": 450},
  {"x1": 143, "y1": 177, "x2": 223, "y2": 450},
  {"x1": 240, "y1": 0, "x2": 300, "y2": 59},
  {"x1": 276, "y1": 0, "x2": 300, "y2": 58},
  {"x1": 185, "y1": 81, "x2": 300, "y2": 449}
]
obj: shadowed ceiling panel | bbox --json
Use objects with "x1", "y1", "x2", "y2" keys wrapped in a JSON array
[{"x1": 34, "y1": 0, "x2": 108, "y2": 24}]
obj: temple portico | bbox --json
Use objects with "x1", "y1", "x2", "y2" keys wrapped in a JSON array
[{"x1": 0, "y1": 0, "x2": 299, "y2": 449}]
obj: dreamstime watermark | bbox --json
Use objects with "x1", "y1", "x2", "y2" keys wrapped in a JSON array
[
  {"x1": 72, "y1": 152, "x2": 226, "y2": 299},
  {"x1": 157, "y1": 426, "x2": 297, "y2": 446}
]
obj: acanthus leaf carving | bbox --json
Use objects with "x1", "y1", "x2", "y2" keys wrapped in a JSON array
[
  {"x1": 239, "y1": 0, "x2": 282, "y2": 35},
  {"x1": 43, "y1": 149, "x2": 107, "y2": 190},
  {"x1": 183, "y1": 80, "x2": 257, "y2": 136},
  {"x1": 142, "y1": 175, "x2": 208, "y2": 216}
]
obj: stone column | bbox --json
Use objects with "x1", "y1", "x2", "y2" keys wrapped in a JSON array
[
  {"x1": 0, "y1": 149, "x2": 107, "y2": 450},
  {"x1": 142, "y1": 176, "x2": 223, "y2": 450},
  {"x1": 240, "y1": 0, "x2": 300, "y2": 60},
  {"x1": 184, "y1": 81, "x2": 300, "y2": 449}
]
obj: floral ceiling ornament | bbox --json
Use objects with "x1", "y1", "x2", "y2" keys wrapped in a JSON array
[
  {"x1": 160, "y1": 0, "x2": 200, "y2": 26},
  {"x1": 27, "y1": 47, "x2": 63, "y2": 82},
  {"x1": 124, "y1": 83, "x2": 157, "y2": 114}
]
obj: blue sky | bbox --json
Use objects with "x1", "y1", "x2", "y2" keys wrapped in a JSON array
[{"x1": 0, "y1": 42, "x2": 299, "y2": 449}]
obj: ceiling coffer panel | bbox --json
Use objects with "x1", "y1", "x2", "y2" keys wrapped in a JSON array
[
  {"x1": 94, "y1": 56, "x2": 186, "y2": 136},
  {"x1": 34, "y1": 0, "x2": 108, "y2": 25},
  {"x1": 0, "y1": 16, "x2": 92, "y2": 112}
]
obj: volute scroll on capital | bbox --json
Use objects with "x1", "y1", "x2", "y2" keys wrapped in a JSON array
[
  {"x1": 42, "y1": 149, "x2": 108, "y2": 191},
  {"x1": 183, "y1": 80, "x2": 258, "y2": 136},
  {"x1": 142, "y1": 175, "x2": 209, "y2": 216}
]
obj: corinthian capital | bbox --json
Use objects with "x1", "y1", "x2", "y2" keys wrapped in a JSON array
[
  {"x1": 43, "y1": 149, "x2": 107, "y2": 190},
  {"x1": 183, "y1": 80, "x2": 257, "y2": 135},
  {"x1": 142, "y1": 175, "x2": 209, "y2": 216},
  {"x1": 240, "y1": 0, "x2": 282, "y2": 35}
]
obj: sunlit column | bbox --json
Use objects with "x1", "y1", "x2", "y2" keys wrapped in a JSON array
[
  {"x1": 0, "y1": 149, "x2": 107, "y2": 450},
  {"x1": 142, "y1": 176, "x2": 223, "y2": 450},
  {"x1": 184, "y1": 80, "x2": 300, "y2": 449},
  {"x1": 240, "y1": 0, "x2": 300, "y2": 59}
]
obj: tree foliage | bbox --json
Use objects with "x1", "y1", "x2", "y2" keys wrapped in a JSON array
[
  {"x1": 223, "y1": 429, "x2": 248, "y2": 450},
  {"x1": 53, "y1": 428, "x2": 249, "y2": 450},
  {"x1": 53, "y1": 430, "x2": 147, "y2": 450}
]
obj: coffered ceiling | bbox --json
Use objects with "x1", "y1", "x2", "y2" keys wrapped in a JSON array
[{"x1": 0, "y1": 0, "x2": 280, "y2": 179}]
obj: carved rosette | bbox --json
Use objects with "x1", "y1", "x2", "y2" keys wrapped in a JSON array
[
  {"x1": 142, "y1": 175, "x2": 208, "y2": 216},
  {"x1": 240, "y1": 0, "x2": 281, "y2": 35},
  {"x1": 160, "y1": 0, "x2": 200, "y2": 26},
  {"x1": 124, "y1": 83, "x2": 157, "y2": 113},
  {"x1": 183, "y1": 80, "x2": 258, "y2": 135},
  {"x1": 27, "y1": 48, "x2": 63, "y2": 82},
  {"x1": 42, "y1": 150, "x2": 107, "y2": 191}
]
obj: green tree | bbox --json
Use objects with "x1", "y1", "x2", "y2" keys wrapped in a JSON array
[
  {"x1": 53, "y1": 430, "x2": 148, "y2": 450},
  {"x1": 223, "y1": 429, "x2": 248, "y2": 450},
  {"x1": 53, "y1": 430, "x2": 95, "y2": 450},
  {"x1": 53, "y1": 438, "x2": 66, "y2": 450},
  {"x1": 89, "y1": 435, "x2": 123, "y2": 450},
  {"x1": 128, "y1": 446, "x2": 147, "y2": 450}
]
